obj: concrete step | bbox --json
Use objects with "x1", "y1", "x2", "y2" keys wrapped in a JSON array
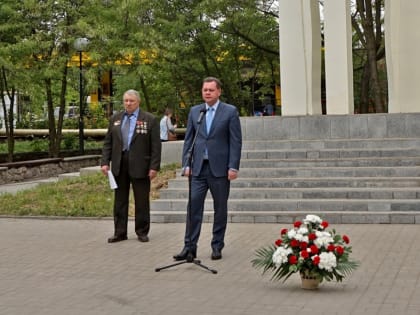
[
  {"x1": 80, "y1": 166, "x2": 101, "y2": 176},
  {"x1": 58, "y1": 172, "x2": 80, "y2": 180},
  {"x1": 237, "y1": 166, "x2": 420, "y2": 178},
  {"x1": 173, "y1": 166, "x2": 420, "y2": 179},
  {"x1": 242, "y1": 138, "x2": 420, "y2": 150},
  {"x1": 159, "y1": 187, "x2": 420, "y2": 200},
  {"x1": 243, "y1": 147, "x2": 420, "y2": 159},
  {"x1": 167, "y1": 177, "x2": 420, "y2": 188},
  {"x1": 150, "y1": 210, "x2": 419, "y2": 224},
  {"x1": 58, "y1": 166, "x2": 100, "y2": 180},
  {"x1": 240, "y1": 157, "x2": 420, "y2": 168},
  {"x1": 0, "y1": 178, "x2": 59, "y2": 195},
  {"x1": 151, "y1": 198, "x2": 420, "y2": 212}
]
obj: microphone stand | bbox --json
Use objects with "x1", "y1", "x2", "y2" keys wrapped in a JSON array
[{"x1": 155, "y1": 108, "x2": 217, "y2": 274}]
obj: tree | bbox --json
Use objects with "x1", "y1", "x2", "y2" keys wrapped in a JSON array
[
  {"x1": 144, "y1": 0, "x2": 280, "y2": 116},
  {"x1": 351, "y1": 0, "x2": 386, "y2": 113},
  {"x1": 0, "y1": 0, "x2": 31, "y2": 161},
  {"x1": 19, "y1": 0, "x2": 90, "y2": 157},
  {"x1": 1, "y1": 0, "x2": 104, "y2": 157}
]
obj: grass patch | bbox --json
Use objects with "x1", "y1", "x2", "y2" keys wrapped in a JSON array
[{"x1": 0, "y1": 163, "x2": 179, "y2": 217}]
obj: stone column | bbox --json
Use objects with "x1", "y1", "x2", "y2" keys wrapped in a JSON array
[
  {"x1": 278, "y1": 0, "x2": 321, "y2": 116},
  {"x1": 385, "y1": 0, "x2": 420, "y2": 113},
  {"x1": 323, "y1": 0, "x2": 354, "y2": 114}
]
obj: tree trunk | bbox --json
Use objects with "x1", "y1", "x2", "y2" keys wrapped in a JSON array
[
  {"x1": 55, "y1": 61, "x2": 69, "y2": 155},
  {"x1": 359, "y1": 62, "x2": 370, "y2": 113},
  {"x1": 45, "y1": 78, "x2": 59, "y2": 157},
  {"x1": 0, "y1": 66, "x2": 15, "y2": 162},
  {"x1": 357, "y1": 0, "x2": 385, "y2": 113}
]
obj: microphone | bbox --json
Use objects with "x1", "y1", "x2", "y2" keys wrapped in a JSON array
[{"x1": 197, "y1": 107, "x2": 207, "y2": 124}]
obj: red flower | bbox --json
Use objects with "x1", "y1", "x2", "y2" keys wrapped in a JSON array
[
  {"x1": 342, "y1": 235, "x2": 350, "y2": 244},
  {"x1": 327, "y1": 244, "x2": 335, "y2": 252},
  {"x1": 290, "y1": 239, "x2": 300, "y2": 248},
  {"x1": 275, "y1": 239, "x2": 282, "y2": 247},
  {"x1": 288, "y1": 255, "x2": 298, "y2": 265},
  {"x1": 280, "y1": 228, "x2": 288, "y2": 235},
  {"x1": 309, "y1": 245, "x2": 319, "y2": 255},
  {"x1": 335, "y1": 246, "x2": 344, "y2": 255},
  {"x1": 321, "y1": 221, "x2": 329, "y2": 229},
  {"x1": 312, "y1": 255, "x2": 320, "y2": 265},
  {"x1": 299, "y1": 242, "x2": 308, "y2": 250},
  {"x1": 294, "y1": 221, "x2": 302, "y2": 228},
  {"x1": 308, "y1": 233, "x2": 317, "y2": 241},
  {"x1": 300, "y1": 250, "x2": 309, "y2": 259}
]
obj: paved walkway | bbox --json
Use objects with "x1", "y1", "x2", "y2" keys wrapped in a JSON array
[
  {"x1": 0, "y1": 218, "x2": 419, "y2": 315},
  {"x1": 0, "y1": 178, "x2": 59, "y2": 195}
]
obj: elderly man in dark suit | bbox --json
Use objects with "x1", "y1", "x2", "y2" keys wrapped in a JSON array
[
  {"x1": 101, "y1": 89, "x2": 161, "y2": 243},
  {"x1": 173, "y1": 77, "x2": 242, "y2": 261}
]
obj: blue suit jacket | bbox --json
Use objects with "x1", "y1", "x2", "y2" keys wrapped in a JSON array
[{"x1": 182, "y1": 102, "x2": 242, "y2": 177}]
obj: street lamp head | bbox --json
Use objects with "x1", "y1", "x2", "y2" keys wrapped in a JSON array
[{"x1": 74, "y1": 37, "x2": 89, "y2": 52}]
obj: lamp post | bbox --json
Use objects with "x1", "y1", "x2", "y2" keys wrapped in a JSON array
[{"x1": 74, "y1": 37, "x2": 89, "y2": 155}]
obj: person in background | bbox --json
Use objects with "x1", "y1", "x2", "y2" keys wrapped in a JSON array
[
  {"x1": 263, "y1": 101, "x2": 274, "y2": 116},
  {"x1": 100, "y1": 89, "x2": 161, "y2": 244},
  {"x1": 173, "y1": 77, "x2": 242, "y2": 261},
  {"x1": 160, "y1": 108, "x2": 177, "y2": 142}
]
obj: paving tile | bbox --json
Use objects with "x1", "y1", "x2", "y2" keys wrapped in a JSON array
[{"x1": 1, "y1": 219, "x2": 420, "y2": 315}]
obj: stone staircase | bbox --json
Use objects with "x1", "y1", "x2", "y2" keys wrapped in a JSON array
[{"x1": 151, "y1": 114, "x2": 420, "y2": 224}]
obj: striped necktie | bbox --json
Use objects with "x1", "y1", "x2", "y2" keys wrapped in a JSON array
[{"x1": 122, "y1": 114, "x2": 132, "y2": 151}]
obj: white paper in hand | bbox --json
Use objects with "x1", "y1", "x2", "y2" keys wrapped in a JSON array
[{"x1": 107, "y1": 170, "x2": 118, "y2": 189}]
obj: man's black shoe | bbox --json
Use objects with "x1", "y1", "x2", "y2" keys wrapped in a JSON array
[
  {"x1": 173, "y1": 248, "x2": 196, "y2": 261},
  {"x1": 137, "y1": 235, "x2": 149, "y2": 242},
  {"x1": 107, "y1": 235, "x2": 128, "y2": 243},
  {"x1": 211, "y1": 249, "x2": 222, "y2": 260}
]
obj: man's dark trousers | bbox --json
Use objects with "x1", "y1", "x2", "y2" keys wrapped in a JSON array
[{"x1": 184, "y1": 161, "x2": 230, "y2": 252}]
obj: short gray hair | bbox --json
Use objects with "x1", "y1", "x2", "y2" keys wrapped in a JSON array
[{"x1": 124, "y1": 89, "x2": 141, "y2": 101}]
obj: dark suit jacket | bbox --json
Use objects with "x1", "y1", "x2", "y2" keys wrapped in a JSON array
[
  {"x1": 101, "y1": 110, "x2": 161, "y2": 178},
  {"x1": 182, "y1": 102, "x2": 242, "y2": 177}
]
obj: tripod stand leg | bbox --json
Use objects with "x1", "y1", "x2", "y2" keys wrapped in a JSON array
[
  {"x1": 155, "y1": 259, "x2": 218, "y2": 274},
  {"x1": 155, "y1": 261, "x2": 188, "y2": 272},
  {"x1": 193, "y1": 260, "x2": 218, "y2": 274}
]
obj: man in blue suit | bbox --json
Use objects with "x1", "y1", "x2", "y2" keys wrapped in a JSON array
[{"x1": 173, "y1": 77, "x2": 242, "y2": 261}]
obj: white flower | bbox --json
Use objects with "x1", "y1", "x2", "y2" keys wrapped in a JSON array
[
  {"x1": 294, "y1": 232, "x2": 309, "y2": 243},
  {"x1": 272, "y1": 246, "x2": 293, "y2": 267},
  {"x1": 318, "y1": 252, "x2": 337, "y2": 272},
  {"x1": 297, "y1": 226, "x2": 309, "y2": 235},
  {"x1": 288, "y1": 227, "x2": 308, "y2": 242},
  {"x1": 287, "y1": 229, "x2": 297, "y2": 239},
  {"x1": 303, "y1": 214, "x2": 322, "y2": 225},
  {"x1": 314, "y1": 231, "x2": 333, "y2": 248}
]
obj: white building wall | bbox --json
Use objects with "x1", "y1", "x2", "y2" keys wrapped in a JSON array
[
  {"x1": 278, "y1": 0, "x2": 321, "y2": 116},
  {"x1": 385, "y1": 0, "x2": 420, "y2": 113},
  {"x1": 0, "y1": 94, "x2": 18, "y2": 129},
  {"x1": 323, "y1": 0, "x2": 354, "y2": 114}
]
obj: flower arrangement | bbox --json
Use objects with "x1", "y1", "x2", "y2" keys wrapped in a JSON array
[{"x1": 252, "y1": 214, "x2": 359, "y2": 284}]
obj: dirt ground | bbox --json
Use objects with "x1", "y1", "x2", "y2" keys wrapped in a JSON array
[{"x1": 150, "y1": 167, "x2": 177, "y2": 200}]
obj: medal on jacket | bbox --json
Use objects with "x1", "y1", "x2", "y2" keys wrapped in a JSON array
[{"x1": 136, "y1": 121, "x2": 148, "y2": 134}]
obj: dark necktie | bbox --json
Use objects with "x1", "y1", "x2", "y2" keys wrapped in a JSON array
[{"x1": 122, "y1": 114, "x2": 132, "y2": 151}]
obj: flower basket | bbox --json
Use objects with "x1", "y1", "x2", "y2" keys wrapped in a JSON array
[
  {"x1": 300, "y1": 270, "x2": 320, "y2": 290},
  {"x1": 252, "y1": 215, "x2": 359, "y2": 288}
]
